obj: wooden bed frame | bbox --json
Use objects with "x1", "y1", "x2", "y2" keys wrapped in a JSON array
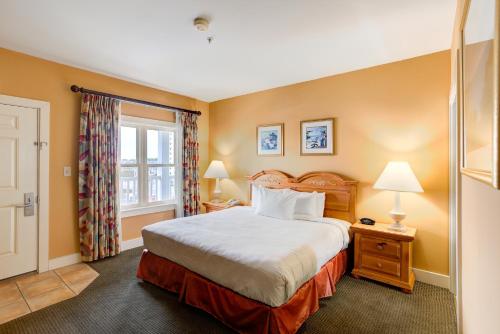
[
  {"x1": 247, "y1": 170, "x2": 358, "y2": 223},
  {"x1": 138, "y1": 170, "x2": 358, "y2": 334}
]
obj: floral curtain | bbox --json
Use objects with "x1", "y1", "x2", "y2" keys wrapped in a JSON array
[
  {"x1": 78, "y1": 93, "x2": 120, "y2": 262},
  {"x1": 179, "y1": 112, "x2": 200, "y2": 216}
]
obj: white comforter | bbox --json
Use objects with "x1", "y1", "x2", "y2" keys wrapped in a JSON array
[{"x1": 141, "y1": 206, "x2": 350, "y2": 307}]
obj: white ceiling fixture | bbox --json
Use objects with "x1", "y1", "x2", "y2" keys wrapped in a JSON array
[
  {"x1": 194, "y1": 17, "x2": 209, "y2": 32},
  {"x1": 0, "y1": 0, "x2": 455, "y2": 102},
  {"x1": 193, "y1": 17, "x2": 214, "y2": 45}
]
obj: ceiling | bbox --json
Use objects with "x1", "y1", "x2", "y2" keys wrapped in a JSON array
[{"x1": 0, "y1": 0, "x2": 456, "y2": 102}]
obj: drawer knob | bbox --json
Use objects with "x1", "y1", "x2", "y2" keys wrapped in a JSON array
[
  {"x1": 377, "y1": 262, "x2": 382, "y2": 268},
  {"x1": 376, "y1": 242, "x2": 386, "y2": 250}
]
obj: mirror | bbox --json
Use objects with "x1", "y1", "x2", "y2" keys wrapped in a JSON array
[{"x1": 461, "y1": 0, "x2": 500, "y2": 188}]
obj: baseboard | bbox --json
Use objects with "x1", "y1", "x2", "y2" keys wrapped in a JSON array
[
  {"x1": 47, "y1": 239, "x2": 143, "y2": 270},
  {"x1": 122, "y1": 237, "x2": 144, "y2": 251},
  {"x1": 413, "y1": 268, "x2": 450, "y2": 289},
  {"x1": 48, "y1": 253, "x2": 81, "y2": 270}
]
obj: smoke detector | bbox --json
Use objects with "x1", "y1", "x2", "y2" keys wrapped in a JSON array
[{"x1": 194, "y1": 17, "x2": 209, "y2": 32}]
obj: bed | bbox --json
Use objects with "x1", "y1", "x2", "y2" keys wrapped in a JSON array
[{"x1": 137, "y1": 170, "x2": 358, "y2": 334}]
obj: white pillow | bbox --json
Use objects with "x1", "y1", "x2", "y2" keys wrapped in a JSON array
[
  {"x1": 251, "y1": 185, "x2": 286, "y2": 208},
  {"x1": 293, "y1": 191, "x2": 319, "y2": 220},
  {"x1": 251, "y1": 184, "x2": 261, "y2": 208},
  {"x1": 314, "y1": 192, "x2": 326, "y2": 217},
  {"x1": 255, "y1": 187, "x2": 297, "y2": 220}
]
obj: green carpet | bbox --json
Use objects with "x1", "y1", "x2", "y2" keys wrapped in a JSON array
[{"x1": 0, "y1": 248, "x2": 457, "y2": 333}]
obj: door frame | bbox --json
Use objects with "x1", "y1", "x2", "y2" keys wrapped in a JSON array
[
  {"x1": 449, "y1": 90, "x2": 459, "y2": 296},
  {"x1": 449, "y1": 48, "x2": 462, "y2": 332},
  {"x1": 0, "y1": 94, "x2": 50, "y2": 274}
]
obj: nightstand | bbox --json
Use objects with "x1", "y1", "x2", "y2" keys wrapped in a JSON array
[
  {"x1": 351, "y1": 222, "x2": 416, "y2": 293},
  {"x1": 202, "y1": 201, "x2": 240, "y2": 213}
]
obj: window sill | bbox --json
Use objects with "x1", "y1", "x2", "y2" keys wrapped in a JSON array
[{"x1": 121, "y1": 203, "x2": 176, "y2": 218}]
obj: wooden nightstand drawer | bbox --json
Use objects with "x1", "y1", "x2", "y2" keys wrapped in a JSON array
[
  {"x1": 360, "y1": 236, "x2": 401, "y2": 259},
  {"x1": 351, "y1": 222, "x2": 416, "y2": 293},
  {"x1": 360, "y1": 254, "x2": 401, "y2": 277}
]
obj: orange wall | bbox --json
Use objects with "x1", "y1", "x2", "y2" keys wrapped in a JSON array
[
  {"x1": 121, "y1": 210, "x2": 175, "y2": 241},
  {"x1": 0, "y1": 46, "x2": 451, "y2": 275},
  {"x1": 450, "y1": 1, "x2": 500, "y2": 332},
  {"x1": 209, "y1": 51, "x2": 451, "y2": 274},
  {"x1": 0, "y1": 47, "x2": 210, "y2": 259},
  {"x1": 121, "y1": 102, "x2": 176, "y2": 122}
]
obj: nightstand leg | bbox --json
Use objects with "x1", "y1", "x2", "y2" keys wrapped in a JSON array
[
  {"x1": 351, "y1": 273, "x2": 360, "y2": 279},
  {"x1": 401, "y1": 288, "x2": 412, "y2": 294}
]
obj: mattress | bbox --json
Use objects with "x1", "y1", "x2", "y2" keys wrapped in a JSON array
[{"x1": 141, "y1": 206, "x2": 350, "y2": 307}]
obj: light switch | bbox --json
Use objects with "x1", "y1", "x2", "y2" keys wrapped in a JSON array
[{"x1": 63, "y1": 166, "x2": 72, "y2": 177}]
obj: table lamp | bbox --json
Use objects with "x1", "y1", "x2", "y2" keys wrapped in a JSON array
[
  {"x1": 373, "y1": 161, "x2": 423, "y2": 232},
  {"x1": 204, "y1": 160, "x2": 229, "y2": 203}
]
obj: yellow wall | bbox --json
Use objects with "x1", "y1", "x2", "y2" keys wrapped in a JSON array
[
  {"x1": 121, "y1": 210, "x2": 175, "y2": 241},
  {"x1": 0, "y1": 47, "x2": 210, "y2": 259},
  {"x1": 121, "y1": 102, "x2": 176, "y2": 122},
  {"x1": 450, "y1": 1, "x2": 500, "y2": 332},
  {"x1": 0, "y1": 46, "x2": 452, "y2": 275},
  {"x1": 209, "y1": 51, "x2": 451, "y2": 274}
]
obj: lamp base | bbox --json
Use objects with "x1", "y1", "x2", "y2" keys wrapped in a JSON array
[
  {"x1": 388, "y1": 192, "x2": 407, "y2": 232},
  {"x1": 211, "y1": 178, "x2": 223, "y2": 203},
  {"x1": 387, "y1": 221, "x2": 407, "y2": 232},
  {"x1": 388, "y1": 211, "x2": 407, "y2": 232}
]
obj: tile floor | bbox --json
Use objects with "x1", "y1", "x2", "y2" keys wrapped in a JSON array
[{"x1": 0, "y1": 263, "x2": 98, "y2": 325}]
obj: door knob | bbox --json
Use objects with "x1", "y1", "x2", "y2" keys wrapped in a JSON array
[{"x1": 17, "y1": 193, "x2": 35, "y2": 216}]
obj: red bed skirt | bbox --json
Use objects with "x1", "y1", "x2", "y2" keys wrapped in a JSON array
[{"x1": 137, "y1": 249, "x2": 348, "y2": 334}]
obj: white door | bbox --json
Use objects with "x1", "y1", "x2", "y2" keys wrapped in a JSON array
[{"x1": 0, "y1": 102, "x2": 38, "y2": 279}]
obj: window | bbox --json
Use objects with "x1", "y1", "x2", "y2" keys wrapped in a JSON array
[{"x1": 119, "y1": 116, "x2": 177, "y2": 216}]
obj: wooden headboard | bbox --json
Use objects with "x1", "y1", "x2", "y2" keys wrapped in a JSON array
[{"x1": 247, "y1": 170, "x2": 358, "y2": 223}]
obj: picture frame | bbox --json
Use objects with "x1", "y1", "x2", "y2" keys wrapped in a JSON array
[
  {"x1": 300, "y1": 118, "x2": 335, "y2": 156},
  {"x1": 256, "y1": 123, "x2": 284, "y2": 156},
  {"x1": 459, "y1": 0, "x2": 500, "y2": 188}
]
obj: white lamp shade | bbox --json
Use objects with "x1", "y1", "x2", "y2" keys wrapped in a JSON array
[
  {"x1": 373, "y1": 161, "x2": 423, "y2": 193},
  {"x1": 204, "y1": 160, "x2": 229, "y2": 179}
]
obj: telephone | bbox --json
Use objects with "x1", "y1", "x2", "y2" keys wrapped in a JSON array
[
  {"x1": 360, "y1": 217, "x2": 376, "y2": 225},
  {"x1": 225, "y1": 198, "x2": 241, "y2": 207}
]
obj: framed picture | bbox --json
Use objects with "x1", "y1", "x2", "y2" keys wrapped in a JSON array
[
  {"x1": 300, "y1": 118, "x2": 334, "y2": 155},
  {"x1": 257, "y1": 123, "x2": 284, "y2": 156},
  {"x1": 460, "y1": 0, "x2": 500, "y2": 188}
]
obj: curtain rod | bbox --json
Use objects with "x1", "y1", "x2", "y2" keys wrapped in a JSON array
[{"x1": 70, "y1": 85, "x2": 202, "y2": 116}]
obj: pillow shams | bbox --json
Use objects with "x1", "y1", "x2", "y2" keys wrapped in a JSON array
[
  {"x1": 251, "y1": 185, "x2": 284, "y2": 208},
  {"x1": 293, "y1": 192, "x2": 319, "y2": 220},
  {"x1": 314, "y1": 192, "x2": 326, "y2": 217},
  {"x1": 291, "y1": 190, "x2": 326, "y2": 219},
  {"x1": 252, "y1": 185, "x2": 326, "y2": 220},
  {"x1": 255, "y1": 187, "x2": 297, "y2": 220},
  {"x1": 251, "y1": 184, "x2": 261, "y2": 208}
]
